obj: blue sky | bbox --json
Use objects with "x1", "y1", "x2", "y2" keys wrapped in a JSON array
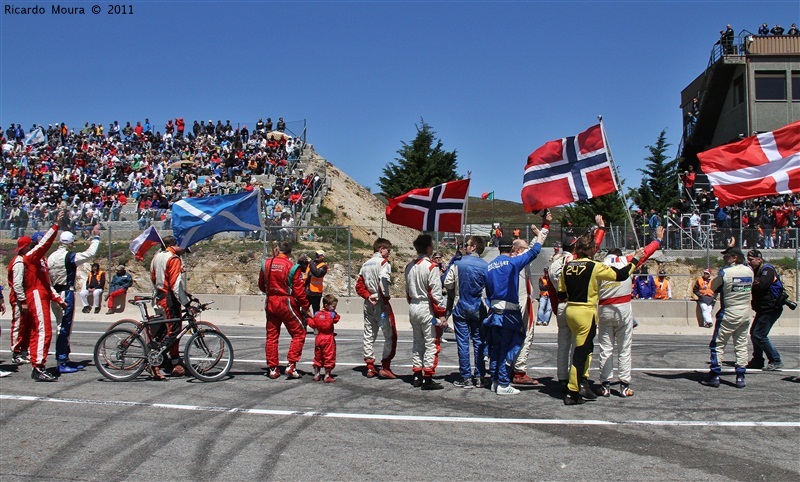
[{"x1": 1, "y1": 0, "x2": 797, "y2": 202}]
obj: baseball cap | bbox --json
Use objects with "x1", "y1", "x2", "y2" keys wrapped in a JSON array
[
  {"x1": 315, "y1": 250, "x2": 325, "y2": 257},
  {"x1": 721, "y1": 246, "x2": 745, "y2": 258},
  {"x1": 747, "y1": 249, "x2": 763, "y2": 259},
  {"x1": 31, "y1": 231, "x2": 45, "y2": 244},
  {"x1": 658, "y1": 269, "x2": 666, "y2": 275},
  {"x1": 15, "y1": 236, "x2": 32, "y2": 253},
  {"x1": 703, "y1": 269, "x2": 711, "y2": 275},
  {"x1": 60, "y1": 231, "x2": 75, "y2": 244},
  {"x1": 498, "y1": 236, "x2": 514, "y2": 249},
  {"x1": 117, "y1": 265, "x2": 126, "y2": 271}
]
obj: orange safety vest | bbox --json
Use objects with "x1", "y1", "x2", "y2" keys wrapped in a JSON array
[
  {"x1": 654, "y1": 277, "x2": 670, "y2": 299},
  {"x1": 695, "y1": 278, "x2": 714, "y2": 298},
  {"x1": 539, "y1": 276, "x2": 550, "y2": 297},
  {"x1": 86, "y1": 270, "x2": 106, "y2": 289},
  {"x1": 306, "y1": 261, "x2": 326, "y2": 294}
]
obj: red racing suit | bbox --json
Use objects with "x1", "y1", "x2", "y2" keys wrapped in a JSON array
[
  {"x1": 308, "y1": 309, "x2": 340, "y2": 370},
  {"x1": 20, "y1": 226, "x2": 61, "y2": 367},
  {"x1": 150, "y1": 247, "x2": 190, "y2": 359},
  {"x1": 259, "y1": 254, "x2": 309, "y2": 368}
]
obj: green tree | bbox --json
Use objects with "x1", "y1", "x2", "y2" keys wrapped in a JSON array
[
  {"x1": 630, "y1": 130, "x2": 680, "y2": 215},
  {"x1": 378, "y1": 119, "x2": 460, "y2": 197},
  {"x1": 562, "y1": 189, "x2": 629, "y2": 230}
]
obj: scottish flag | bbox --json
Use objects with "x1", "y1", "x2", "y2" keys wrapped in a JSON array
[{"x1": 172, "y1": 190, "x2": 263, "y2": 248}]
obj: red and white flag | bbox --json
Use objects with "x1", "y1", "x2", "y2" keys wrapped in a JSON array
[
  {"x1": 521, "y1": 124, "x2": 618, "y2": 212},
  {"x1": 698, "y1": 120, "x2": 800, "y2": 207},
  {"x1": 129, "y1": 226, "x2": 163, "y2": 260},
  {"x1": 385, "y1": 179, "x2": 469, "y2": 233}
]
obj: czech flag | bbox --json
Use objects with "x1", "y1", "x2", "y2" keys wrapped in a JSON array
[{"x1": 129, "y1": 226, "x2": 163, "y2": 260}]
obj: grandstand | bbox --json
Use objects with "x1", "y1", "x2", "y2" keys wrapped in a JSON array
[{"x1": 0, "y1": 118, "x2": 331, "y2": 243}]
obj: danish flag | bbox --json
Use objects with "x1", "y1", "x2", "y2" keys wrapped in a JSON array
[
  {"x1": 385, "y1": 179, "x2": 469, "y2": 233},
  {"x1": 521, "y1": 124, "x2": 618, "y2": 212},
  {"x1": 698, "y1": 120, "x2": 800, "y2": 207}
]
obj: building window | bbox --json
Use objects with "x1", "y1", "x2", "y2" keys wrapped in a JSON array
[
  {"x1": 755, "y1": 71, "x2": 786, "y2": 100},
  {"x1": 793, "y1": 72, "x2": 800, "y2": 101},
  {"x1": 733, "y1": 75, "x2": 745, "y2": 105}
]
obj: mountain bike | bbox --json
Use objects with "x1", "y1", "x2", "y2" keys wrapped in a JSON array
[{"x1": 93, "y1": 296, "x2": 233, "y2": 382}]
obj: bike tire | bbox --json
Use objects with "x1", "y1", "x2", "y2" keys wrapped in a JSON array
[
  {"x1": 183, "y1": 330, "x2": 234, "y2": 382},
  {"x1": 93, "y1": 328, "x2": 148, "y2": 382},
  {"x1": 106, "y1": 318, "x2": 144, "y2": 332}
]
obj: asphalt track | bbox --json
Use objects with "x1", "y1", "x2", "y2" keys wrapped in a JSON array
[{"x1": 0, "y1": 319, "x2": 798, "y2": 481}]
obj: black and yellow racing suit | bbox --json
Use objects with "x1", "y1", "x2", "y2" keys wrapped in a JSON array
[{"x1": 557, "y1": 256, "x2": 637, "y2": 394}]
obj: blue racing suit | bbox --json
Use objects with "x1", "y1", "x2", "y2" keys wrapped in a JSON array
[
  {"x1": 484, "y1": 243, "x2": 541, "y2": 386},
  {"x1": 444, "y1": 252, "x2": 488, "y2": 381}
]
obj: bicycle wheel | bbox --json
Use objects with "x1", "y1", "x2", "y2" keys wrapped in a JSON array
[
  {"x1": 188, "y1": 320, "x2": 220, "y2": 333},
  {"x1": 183, "y1": 330, "x2": 234, "y2": 382},
  {"x1": 94, "y1": 328, "x2": 148, "y2": 381},
  {"x1": 106, "y1": 318, "x2": 144, "y2": 333}
]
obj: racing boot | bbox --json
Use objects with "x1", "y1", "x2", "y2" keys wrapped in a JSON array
[
  {"x1": 286, "y1": 363, "x2": 302, "y2": 379},
  {"x1": 412, "y1": 371, "x2": 423, "y2": 388},
  {"x1": 148, "y1": 366, "x2": 165, "y2": 381},
  {"x1": 564, "y1": 391, "x2": 584, "y2": 406},
  {"x1": 365, "y1": 360, "x2": 378, "y2": 378},
  {"x1": 313, "y1": 366, "x2": 322, "y2": 382},
  {"x1": 578, "y1": 380, "x2": 597, "y2": 400},
  {"x1": 32, "y1": 366, "x2": 57, "y2": 382},
  {"x1": 378, "y1": 361, "x2": 397, "y2": 379},
  {"x1": 421, "y1": 376, "x2": 444, "y2": 390},
  {"x1": 58, "y1": 361, "x2": 79, "y2": 374},
  {"x1": 512, "y1": 370, "x2": 539, "y2": 386}
]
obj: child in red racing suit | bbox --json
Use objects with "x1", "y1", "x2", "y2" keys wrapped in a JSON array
[{"x1": 309, "y1": 294, "x2": 340, "y2": 382}]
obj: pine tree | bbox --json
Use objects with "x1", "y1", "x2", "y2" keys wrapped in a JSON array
[
  {"x1": 562, "y1": 189, "x2": 629, "y2": 231},
  {"x1": 378, "y1": 119, "x2": 460, "y2": 197},
  {"x1": 630, "y1": 130, "x2": 680, "y2": 215}
]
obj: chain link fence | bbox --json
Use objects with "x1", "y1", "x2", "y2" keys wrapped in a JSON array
[{"x1": 0, "y1": 222, "x2": 796, "y2": 303}]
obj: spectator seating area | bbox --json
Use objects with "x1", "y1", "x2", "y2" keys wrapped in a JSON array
[{"x1": 0, "y1": 118, "x2": 329, "y2": 240}]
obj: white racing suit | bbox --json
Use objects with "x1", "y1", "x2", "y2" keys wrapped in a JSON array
[
  {"x1": 597, "y1": 239, "x2": 660, "y2": 386},
  {"x1": 512, "y1": 265, "x2": 535, "y2": 374},
  {"x1": 548, "y1": 253, "x2": 573, "y2": 383},
  {"x1": 355, "y1": 253, "x2": 397, "y2": 371},
  {"x1": 47, "y1": 236, "x2": 100, "y2": 363},
  {"x1": 405, "y1": 255, "x2": 446, "y2": 376}
]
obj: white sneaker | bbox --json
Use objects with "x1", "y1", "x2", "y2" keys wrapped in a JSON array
[
  {"x1": 496, "y1": 384, "x2": 520, "y2": 395},
  {"x1": 0, "y1": 370, "x2": 12, "y2": 378}
]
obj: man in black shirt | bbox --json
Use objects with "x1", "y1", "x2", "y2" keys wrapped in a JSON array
[{"x1": 745, "y1": 249, "x2": 784, "y2": 371}]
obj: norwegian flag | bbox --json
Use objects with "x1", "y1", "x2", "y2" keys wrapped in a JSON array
[
  {"x1": 385, "y1": 179, "x2": 469, "y2": 233},
  {"x1": 698, "y1": 120, "x2": 800, "y2": 207},
  {"x1": 521, "y1": 124, "x2": 618, "y2": 212}
]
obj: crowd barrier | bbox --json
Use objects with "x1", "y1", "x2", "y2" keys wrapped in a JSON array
[{"x1": 107, "y1": 294, "x2": 798, "y2": 330}]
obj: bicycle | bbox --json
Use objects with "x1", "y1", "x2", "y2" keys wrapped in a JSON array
[{"x1": 93, "y1": 296, "x2": 234, "y2": 382}]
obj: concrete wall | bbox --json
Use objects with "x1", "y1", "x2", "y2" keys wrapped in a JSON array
[{"x1": 122, "y1": 293, "x2": 798, "y2": 329}]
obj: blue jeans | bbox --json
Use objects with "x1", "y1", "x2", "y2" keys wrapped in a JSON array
[
  {"x1": 489, "y1": 325, "x2": 523, "y2": 386},
  {"x1": 537, "y1": 296, "x2": 552, "y2": 324},
  {"x1": 453, "y1": 316, "x2": 485, "y2": 380},
  {"x1": 750, "y1": 310, "x2": 782, "y2": 364}
]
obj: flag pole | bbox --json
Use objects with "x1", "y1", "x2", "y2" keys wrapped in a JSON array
[
  {"x1": 599, "y1": 115, "x2": 640, "y2": 249},
  {"x1": 463, "y1": 171, "x2": 471, "y2": 238}
]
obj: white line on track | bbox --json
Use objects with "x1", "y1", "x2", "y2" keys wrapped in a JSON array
[
  {"x1": 3, "y1": 349, "x2": 797, "y2": 373},
  {"x1": 1, "y1": 394, "x2": 797, "y2": 427}
]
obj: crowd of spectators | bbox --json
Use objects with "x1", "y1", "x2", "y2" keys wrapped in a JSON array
[
  {"x1": 636, "y1": 189, "x2": 800, "y2": 251},
  {"x1": 0, "y1": 117, "x2": 324, "y2": 240}
]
